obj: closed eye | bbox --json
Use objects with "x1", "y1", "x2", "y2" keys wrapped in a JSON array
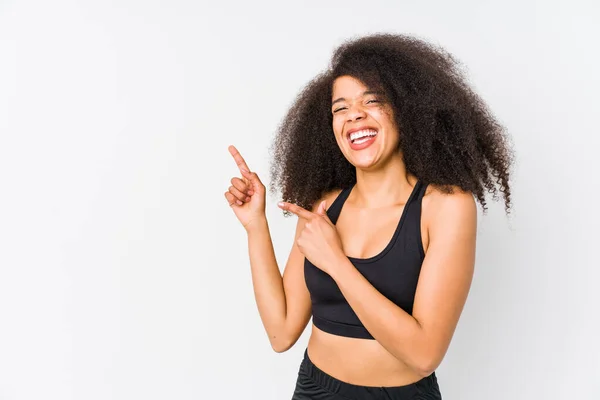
[{"x1": 332, "y1": 99, "x2": 380, "y2": 113}]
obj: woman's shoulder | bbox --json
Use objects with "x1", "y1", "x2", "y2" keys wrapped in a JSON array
[
  {"x1": 310, "y1": 188, "x2": 345, "y2": 212},
  {"x1": 422, "y1": 184, "x2": 477, "y2": 224}
]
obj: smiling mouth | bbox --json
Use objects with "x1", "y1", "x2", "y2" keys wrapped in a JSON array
[{"x1": 348, "y1": 129, "x2": 378, "y2": 144}]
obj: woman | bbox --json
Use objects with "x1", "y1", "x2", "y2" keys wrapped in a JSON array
[{"x1": 224, "y1": 33, "x2": 513, "y2": 400}]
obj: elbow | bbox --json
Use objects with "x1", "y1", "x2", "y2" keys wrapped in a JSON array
[
  {"x1": 399, "y1": 334, "x2": 444, "y2": 377},
  {"x1": 267, "y1": 322, "x2": 301, "y2": 353},
  {"x1": 271, "y1": 342, "x2": 291, "y2": 353},
  {"x1": 399, "y1": 344, "x2": 441, "y2": 378},
  {"x1": 411, "y1": 355, "x2": 441, "y2": 378},
  {"x1": 269, "y1": 336, "x2": 294, "y2": 353},
  {"x1": 414, "y1": 363, "x2": 437, "y2": 379}
]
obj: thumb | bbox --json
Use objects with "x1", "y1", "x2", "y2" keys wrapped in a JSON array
[
  {"x1": 316, "y1": 200, "x2": 328, "y2": 217},
  {"x1": 317, "y1": 201, "x2": 334, "y2": 225},
  {"x1": 240, "y1": 168, "x2": 263, "y2": 187}
]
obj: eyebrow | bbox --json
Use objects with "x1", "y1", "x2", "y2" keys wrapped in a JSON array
[{"x1": 331, "y1": 90, "x2": 382, "y2": 106}]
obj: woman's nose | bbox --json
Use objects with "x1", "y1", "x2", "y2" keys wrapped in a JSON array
[{"x1": 347, "y1": 104, "x2": 366, "y2": 121}]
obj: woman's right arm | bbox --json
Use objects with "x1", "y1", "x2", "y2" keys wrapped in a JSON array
[
  {"x1": 225, "y1": 145, "x2": 312, "y2": 353},
  {"x1": 245, "y1": 216, "x2": 312, "y2": 353}
]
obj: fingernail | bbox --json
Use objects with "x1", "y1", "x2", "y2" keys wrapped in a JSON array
[
  {"x1": 277, "y1": 202, "x2": 284, "y2": 207},
  {"x1": 237, "y1": 200, "x2": 243, "y2": 206}
]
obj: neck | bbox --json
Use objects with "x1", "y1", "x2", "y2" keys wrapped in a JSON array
[{"x1": 351, "y1": 154, "x2": 417, "y2": 208}]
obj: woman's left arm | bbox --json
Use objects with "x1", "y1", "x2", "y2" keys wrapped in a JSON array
[{"x1": 329, "y1": 191, "x2": 477, "y2": 377}]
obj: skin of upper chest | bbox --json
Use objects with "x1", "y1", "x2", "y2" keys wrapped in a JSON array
[{"x1": 335, "y1": 203, "x2": 406, "y2": 260}]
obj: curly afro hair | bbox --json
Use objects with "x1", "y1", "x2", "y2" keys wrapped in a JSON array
[{"x1": 269, "y1": 33, "x2": 514, "y2": 214}]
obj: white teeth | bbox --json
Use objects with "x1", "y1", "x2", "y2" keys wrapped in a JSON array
[
  {"x1": 353, "y1": 137, "x2": 371, "y2": 145},
  {"x1": 349, "y1": 129, "x2": 377, "y2": 142}
]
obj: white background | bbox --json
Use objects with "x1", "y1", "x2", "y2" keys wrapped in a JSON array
[{"x1": 1, "y1": 0, "x2": 599, "y2": 399}]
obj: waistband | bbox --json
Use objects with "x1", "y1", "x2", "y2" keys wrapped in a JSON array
[{"x1": 300, "y1": 348, "x2": 438, "y2": 399}]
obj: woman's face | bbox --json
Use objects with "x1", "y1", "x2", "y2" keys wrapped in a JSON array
[{"x1": 331, "y1": 75, "x2": 401, "y2": 170}]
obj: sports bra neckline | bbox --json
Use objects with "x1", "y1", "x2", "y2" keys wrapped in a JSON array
[{"x1": 329, "y1": 180, "x2": 422, "y2": 264}]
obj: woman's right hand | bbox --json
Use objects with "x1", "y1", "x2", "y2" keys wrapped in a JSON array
[{"x1": 225, "y1": 145, "x2": 267, "y2": 230}]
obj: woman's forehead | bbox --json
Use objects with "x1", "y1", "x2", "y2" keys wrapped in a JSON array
[
  {"x1": 331, "y1": 76, "x2": 376, "y2": 99},
  {"x1": 332, "y1": 76, "x2": 367, "y2": 91}
]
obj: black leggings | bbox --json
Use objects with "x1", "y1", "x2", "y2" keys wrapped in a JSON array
[{"x1": 292, "y1": 349, "x2": 442, "y2": 400}]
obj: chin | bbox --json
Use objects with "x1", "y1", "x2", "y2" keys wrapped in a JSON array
[{"x1": 347, "y1": 152, "x2": 381, "y2": 170}]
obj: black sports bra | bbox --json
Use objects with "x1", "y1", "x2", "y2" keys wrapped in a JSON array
[{"x1": 304, "y1": 180, "x2": 428, "y2": 339}]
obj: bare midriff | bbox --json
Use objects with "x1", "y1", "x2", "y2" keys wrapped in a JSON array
[{"x1": 306, "y1": 324, "x2": 424, "y2": 387}]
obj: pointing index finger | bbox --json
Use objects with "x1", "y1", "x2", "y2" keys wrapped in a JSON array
[
  {"x1": 228, "y1": 145, "x2": 250, "y2": 173},
  {"x1": 278, "y1": 202, "x2": 314, "y2": 220}
]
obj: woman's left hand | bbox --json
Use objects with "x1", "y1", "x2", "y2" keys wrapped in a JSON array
[{"x1": 277, "y1": 200, "x2": 345, "y2": 275}]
